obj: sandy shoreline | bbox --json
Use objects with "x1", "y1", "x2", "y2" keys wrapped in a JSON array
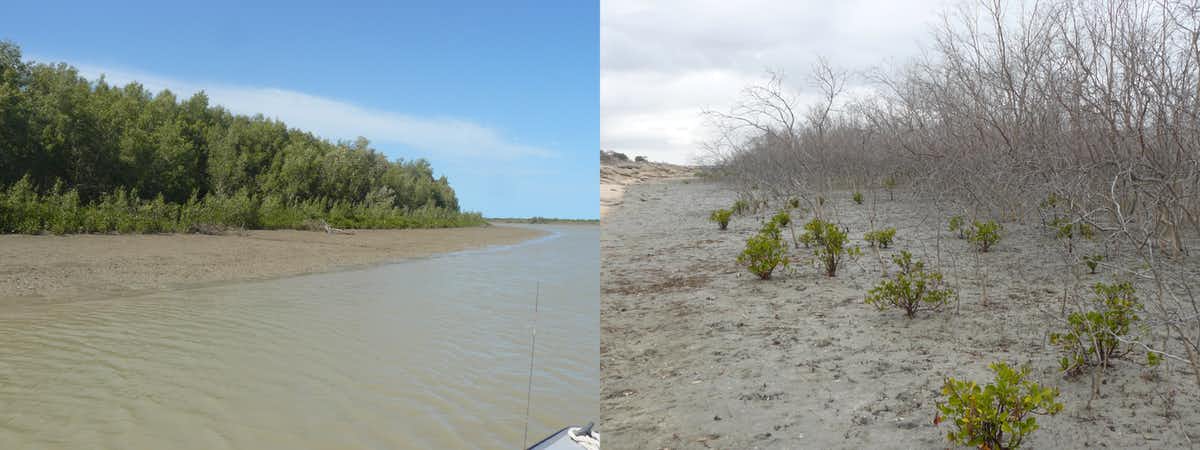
[
  {"x1": 600, "y1": 160, "x2": 695, "y2": 218},
  {"x1": 0, "y1": 225, "x2": 545, "y2": 305},
  {"x1": 601, "y1": 179, "x2": 1199, "y2": 449}
]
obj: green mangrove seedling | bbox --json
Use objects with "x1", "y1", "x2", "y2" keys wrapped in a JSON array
[
  {"x1": 802, "y1": 218, "x2": 860, "y2": 277},
  {"x1": 936, "y1": 362, "x2": 1063, "y2": 450},
  {"x1": 1050, "y1": 282, "x2": 1154, "y2": 375},
  {"x1": 1083, "y1": 254, "x2": 1103, "y2": 274},
  {"x1": 865, "y1": 250, "x2": 953, "y2": 318},
  {"x1": 709, "y1": 208, "x2": 733, "y2": 230},
  {"x1": 732, "y1": 200, "x2": 750, "y2": 215},
  {"x1": 948, "y1": 215, "x2": 965, "y2": 239},
  {"x1": 968, "y1": 220, "x2": 1002, "y2": 252},
  {"x1": 770, "y1": 210, "x2": 791, "y2": 228},
  {"x1": 737, "y1": 221, "x2": 788, "y2": 280},
  {"x1": 863, "y1": 227, "x2": 896, "y2": 249},
  {"x1": 852, "y1": 191, "x2": 864, "y2": 205}
]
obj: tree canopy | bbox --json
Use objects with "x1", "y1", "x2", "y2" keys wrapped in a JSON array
[{"x1": 0, "y1": 40, "x2": 481, "y2": 233}]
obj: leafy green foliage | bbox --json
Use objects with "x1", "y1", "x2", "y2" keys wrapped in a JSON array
[
  {"x1": 852, "y1": 191, "x2": 864, "y2": 204},
  {"x1": 1050, "y1": 282, "x2": 1150, "y2": 375},
  {"x1": 0, "y1": 175, "x2": 485, "y2": 234},
  {"x1": 800, "y1": 218, "x2": 860, "y2": 277},
  {"x1": 1083, "y1": 254, "x2": 1103, "y2": 274},
  {"x1": 863, "y1": 227, "x2": 896, "y2": 249},
  {"x1": 787, "y1": 197, "x2": 801, "y2": 209},
  {"x1": 770, "y1": 210, "x2": 791, "y2": 227},
  {"x1": 865, "y1": 251, "x2": 953, "y2": 318},
  {"x1": 1050, "y1": 217, "x2": 1095, "y2": 253},
  {"x1": 936, "y1": 362, "x2": 1063, "y2": 450},
  {"x1": 710, "y1": 208, "x2": 733, "y2": 230},
  {"x1": 0, "y1": 41, "x2": 478, "y2": 234},
  {"x1": 948, "y1": 215, "x2": 965, "y2": 239},
  {"x1": 737, "y1": 221, "x2": 789, "y2": 280},
  {"x1": 732, "y1": 199, "x2": 750, "y2": 215},
  {"x1": 967, "y1": 220, "x2": 1003, "y2": 252}
]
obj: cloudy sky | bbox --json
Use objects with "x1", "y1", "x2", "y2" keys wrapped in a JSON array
[{"x1": 601, "y1": 0, "x2": 955, "y2": 164}]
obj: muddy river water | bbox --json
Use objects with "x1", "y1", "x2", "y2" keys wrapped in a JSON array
[{"x1": 0, "y1": 224, "x2": 598, "y2": 449}]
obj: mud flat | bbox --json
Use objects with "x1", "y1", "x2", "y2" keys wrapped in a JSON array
[
  {"x1": 600, "y1": 179, "x2": 1200, "y2": 449},
  {"x1": 0, "y1": 225, "x2": 544, "y2": 305}
]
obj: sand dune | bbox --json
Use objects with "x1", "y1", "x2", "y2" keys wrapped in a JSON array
[{"x1": 600, "y1": 154, "x2": 695, "y2": 218}]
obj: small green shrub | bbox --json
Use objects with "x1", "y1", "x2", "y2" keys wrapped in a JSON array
[
  {"x1": 770, "y1": 210, "x2": 791, "y2": 227},
  {"x1": 797, "y1": 218, "x2": 825, "y2": 248},
  {"x1": 787, "y1": 197, "x2": 801, "y2": 209},
  {"x1": 732, "y1": 199, "x2": 750, "y2": 215},
  {"x1": 1050, "y1": 218, "x2": 1095, "y2": 253},
  {"x1": 936, "y1": 362, "x2": 1063, "y2": 450},
  {"x1": 1050, "y1": 282, "x2": 1152, "y2": 375},
  {"x1": 802, "y1": 218, "x2": 860, "y2": 277},
  {"x1": 1083, "y1": 254, "x2": 1103, "y2": 274},
  {"x1": 737, "y1": 222, "x2": 789, "y2": 280},
  {"x1": 948, "y1": 215, "x2": 965, "y2": 239},
  {"x1": 863, "y1": 227, "x2": 896, "y2": 249},
  {"x1": 710, "y1": 208, "x2": 733, "y2": 230},
  {"x1": 865, "y1": 251, "x2": 953, "y2": 318},
  {"x1": 852, "y1": 191, "x2": 863, "y2": 205},
  {"x1": 967, "y1": 220, "x2": 1002, "y2": 252}
]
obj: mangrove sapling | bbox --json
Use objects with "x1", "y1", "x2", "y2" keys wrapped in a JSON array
[
  {"x1": 1083, "y1": 254, "x2": 1103, "y2": 275},
  {"x1": 801, "y1": 218, "x2": 860, "y2": 277},
  {"x1": 1051, "y1": 218, "x2": 1095, "y2": 254},
  {"x1": 865, "y1": 251, "x2": 954, "y2": 318},
  {"x1": 732, "y1": 199, "x2": 750, "y2": 216},
  {"x1": 737, "y1": 221, "x2": 789, "y2": 280},
  {"x1": 948, "y1": 215, "x2": 965, "y2": 239},
  {"x1": 935, "y1": 362, "x2": 1063, "y2": 450},
  {"x1": 863, "y1": 227, "x2": 896, "y2": 249},
  {"x1": 1050, "y1": 282, "x2": 1157, "y2": 376},
  {"x1": 770, "y1": 210, "x2": 790, "y2": 228},
  {"x1": 967, "y1": 220, "x2": 1002, "y2": 252},
  {"x1": 710, "y1": 208, "x2": 733, "y2": 230},
  {"x1": 852, "y1": 191, "x2": 863, "y2": 205}
]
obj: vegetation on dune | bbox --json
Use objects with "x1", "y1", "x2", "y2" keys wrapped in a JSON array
[{"x1": 0, "y1": 41, "x2": 482, "y2": 234}]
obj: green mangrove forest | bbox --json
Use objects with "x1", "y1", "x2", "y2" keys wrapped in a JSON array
[{"x1": 0, "y1": 41, "x2": 484, "y2": 234}]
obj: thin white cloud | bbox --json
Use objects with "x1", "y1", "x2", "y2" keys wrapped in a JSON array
[
  {"x1": 601, "y1": 0, "x2": 954, "y2": 164},
  {"x1": 65, "y1": 63, "x2": 555, "y2": 160}
]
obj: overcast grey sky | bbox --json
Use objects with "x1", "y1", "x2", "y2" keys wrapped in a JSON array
[{"x1": 601, "y1": 0, "x2": 954, "y2": 164}]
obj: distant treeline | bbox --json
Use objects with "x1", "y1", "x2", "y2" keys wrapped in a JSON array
[
  {"x1": 488, "y1": 217, "x2": 599, "y2": 224},
  {"x1": 0, "y1": 41, "x2": 484, "y2": 233}
]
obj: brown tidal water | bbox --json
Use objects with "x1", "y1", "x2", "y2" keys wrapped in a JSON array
[{"x1": 0, "y1": 224, "x2": 598, "y2": 449}]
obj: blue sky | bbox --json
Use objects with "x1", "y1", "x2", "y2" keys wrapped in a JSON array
[{"x1": 2, "y1": 1, "x2": 599, "y2": 219}]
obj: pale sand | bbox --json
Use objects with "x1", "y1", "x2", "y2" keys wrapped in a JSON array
[
  {"x1": 601, "y1": 179, "x2": 1200, "y2": 449},
  {"x1": 600, "y1": 160, "x2": 695, "y2": 218},
  {"x1": 0, "y1": 225, "x2": 544, "y2": 305}
]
